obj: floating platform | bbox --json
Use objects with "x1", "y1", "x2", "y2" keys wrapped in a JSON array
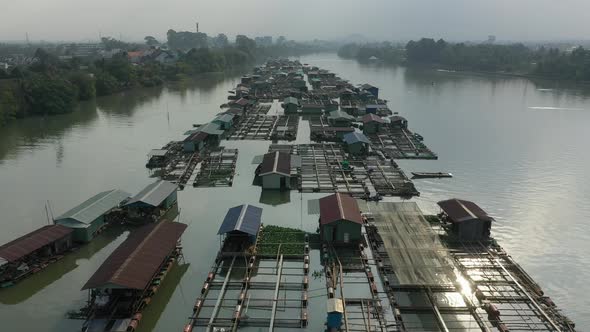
[
  {"x1": 369, "y1": 128, "x2": 438, "y2": 160},
  {"x1": 268, "y1": 144, "x2": 418, "y2": 198},
  {"x1": 193, "y1": 148, "x2": 238, "y2": 187}
]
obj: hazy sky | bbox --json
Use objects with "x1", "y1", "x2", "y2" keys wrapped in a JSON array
[{"x1": 2, "y1": 0, "x2": 590, "y2": 42}]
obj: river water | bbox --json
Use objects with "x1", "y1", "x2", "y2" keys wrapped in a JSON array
[{"x1": 0, "y1": 53, "x2": 588, "y2": 330}]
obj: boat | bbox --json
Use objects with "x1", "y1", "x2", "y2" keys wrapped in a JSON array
[{"x1": 411, "y1": 172, "x2": 453, "y2": 179}]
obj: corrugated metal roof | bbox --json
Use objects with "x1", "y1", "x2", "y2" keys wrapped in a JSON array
[
  {"x1": 343, "y1": 132, "x2": 370, "y2": 145},
  {"x1": 259, "y1": 151, "x2": 291, "y2": 177},
  {"x1": 437, "y1": 199, "x2": 493, "y2": 223},
  {"x1": 55, "y1": 189, "x2": 131, "y2": 224},
  {"x1": 82, "y1": 221, "x2": 187, "y2": 290},
  {"x1": 217, "y1": 205, "x2": 262, "y2": 236},
  {"x1": 183, "y1": 131, "x2": 208, "y2": 143},
  {"x1": 148, "y1": 149, "x2": 168, "y2": 157},
  {"x1": 328, "y1": 110, "x2": 355, "y2": 121},
  {"x1": 319, "y1": 193, "x2": 363, "y2": 225},
  {"x1": 0, "y1": 225, "x2": 73, "y2": 262},
  {"x1": 125, "y1": 180, "x2": 177, "y2": 208},
  {"x1": 283, "y1": 97, "x2": 298, "y2": 105},
  {"x1": 213, "y1": 114, "x2": 234, "y2": 123},
  {"x1": 362, "y1": 114, "x2": 386, "y2": 124},
  {"x1": 197, "y1": 122, "x2": 224, "y2": 136}
]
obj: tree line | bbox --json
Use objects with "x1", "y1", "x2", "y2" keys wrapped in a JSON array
[
  {"x1": 339, "y1": 38, "x2": 590, "y2": 81},
  {"x1": 0, "y1": 32, "x2": 329, "y2": 127}
]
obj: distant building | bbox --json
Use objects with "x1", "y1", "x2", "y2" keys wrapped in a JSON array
[
  {"x1": 54, "y1": 189, "x2": 131, "y2": 243},
  {"x1": 282, "y1": 97, "x2": 300, "y2": 114},
  {"x1": 319, "y1": 193, "x2": 363, "y2": 244},
  {"x1": 212, "y1": 113, "x2": 234, "y2": 130},
  {"x1": 217, "y1": 204, "x2": 263, "y2": 253},
  {"x1": 389, "y1": 115, "x2": 408, "y2": 129},
  {"x1": 257, "y1": 151, "x2": 292, "y2": 190},
  {"x1": 183, "y1": 131, "x2": 208, "y2": 153},
  {"x1": 343, "y1": 132, "x2": 370, "y2": 155},
  {"x1": 360, "y1": 83, "x2": 379, "y2": 98},
  {"x1": 254, "y1": 36, "x2": 273, "y2": 47},
  {"x1": 437, "y1": 198, "x2": 493, "y2": 242},
  {"x1": 124, "y1": 180, "x2": 178, "y2": 222},
  {"x1": 362, "y1": 114, "x2": 386, "y2": 134},
  {"x1": 328, "y1": 110, "x2": 355, "y2": 127}
]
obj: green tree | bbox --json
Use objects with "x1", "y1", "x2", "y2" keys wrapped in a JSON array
[
  {"x1": 0, "y1": 87, "x2": 18, "y2": 126},
  {"x1": 95, "y1": 72, "x2": 120, "y2": 96},
  {"x1": 68, "y1": 72, "x2": 96, "y2": 100},
  {"x1": 144, "y1": 36, "x2": 160, "y2": 47},
  {"x1": 23, "y1": 76, "x2": 78, "y2": 115}
]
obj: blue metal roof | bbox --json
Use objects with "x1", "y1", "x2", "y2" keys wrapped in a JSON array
[
  {"x1": 217, "y1": 205, "x2": 263, "y2": 236},
  {"x1": 343, "y1": 132, "x2": 370, "y2": 145}
]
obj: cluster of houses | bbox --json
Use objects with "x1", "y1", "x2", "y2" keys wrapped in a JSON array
[{"x1": 0, "y1": 179, "x2": 179, "y2": 287}]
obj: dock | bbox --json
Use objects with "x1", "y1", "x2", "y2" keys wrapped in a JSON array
[{"x1": 194, "y1": 148, "x2": 238, "y2": 187}]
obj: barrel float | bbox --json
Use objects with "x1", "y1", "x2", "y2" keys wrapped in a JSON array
[
  {"x1": 370, "y1": 282, "x2": 378, "y2": 295},
  {"x1": 475, "y1": 289, "x2": 485, "y2": 301},
  {"x1": 301, "y1": 291, "x2": 308, "y2": 307},
  {"x1": 183, "y1": 324, "x2": 193, "y2": 332},
  {"x1": 126, "y1": 319, "x2": 138, "y2": 332},
  {"x1": 238, "y1": 291, "x2": 246, "y2": 304},
  {"x1": 301, "y1": 309, "x2": 308, "y2": 326},
  {"x1": 485, "y1": 303, "x2": 500, "y2": 321},
  {"x1": 206, "y1": 272, "x2": 215, "y2": 282},
  {"x1": 201, "y1": 282, "x2": 209, "y2": 294},
  {"x1": 395, "y1": 308, "x2": 402, "y2": 320},
  {"x1": 367, "y1": 271, "x2": 374, "y2": 282},
  {"x1": 193, "y1": 299, "x2": 202, "y2": 313},
  {"x1": 232, "y1": 304, "x2": 242, "y2": 322},
  {"x1": 304, "y1": 255, "x2": 309, "y2": 263},
  {"x1": 132, "y1": 313, "x2": 142, "y2": 322},
  {"x1": 304, "y1": 244, "x2": 309, "y2": 254},
  {"x1": 328, "y1": 287, "x2": 334, "y2": 298},
  {"x1": 242, "y1": 276, "x2": 250, "y2": 288},
  {"x1": 249, "y1": 256, "x2": 256, "y2": 264},
  {"x1": 304, "y1": 263, "x2": 309, "y2": 274},
  {"x1": 541, "y1": 296, "x2": 555, "y2": 307},
  {"x1": 303, "y1": 276, "x2": 309, "y2": 290},
  {"x1": 497, "y1": 323, "x2": 509, "y2": 332}
]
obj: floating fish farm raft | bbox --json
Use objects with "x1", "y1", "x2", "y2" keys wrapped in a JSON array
[
  {"x1": 110, "y1": 58, "x2": 576, "y2": 331},
  {"x1": 193, "y1": 148, "x2": 238, "y2": 187}
]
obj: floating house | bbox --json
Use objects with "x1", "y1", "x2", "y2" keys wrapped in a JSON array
[
  {"x1": 54, "y1": 189, "x2": 131, "y2": 243},
  {"x1": 212, "y1": 113, "x2": 234, "y2": 130},
  {"x1": 196, "y1": 122, "x2": 225, "y2": 143},
  {"x1": 230, "y1": 98, "x2": 252, "y2": 112},
  {"x1": 124, "y1": 180, "x2": 178, "y2": 222},
  {"x1": 257, "y1": 151, "x2": 292, "y2": 190},
  {"x1": 146, "y1": 149, "x2": 168, "y2": 168},
  {"x1": 362, "y1": 114, "x2": 386, "y2": 134},
  {"x1": 328, "y1": 110, "x2": 355, "y2": 127},
  {"x1": 183, "y1": 131, "x2": 208, "y2": 153},
  {"x1": 389, "y1": 115, "x2": 408, "y2": 129},
  {"x1": 437, "y1": 199, "x2": 493, "y2": 242},
  {"x1": 343, "y1": 132, "x2": 370, "y2": 155},
  {"x1": 82, "y1": 222, "x2": 187, "y2": 332},
  {"x1": 217, "y1": 204, "x2": 263, "y2": 254},
  {"x1": 282, "y1": 97, "x2": 300, "y2": 115},
  {"x1": 319, "y1": 193, "x2": 363, "y2": 244},
  {"x1": 360, "y1": 83, "x2": 379, "y2": 98},
  {"x1": 0, "y1": 225, "x2": 73, "y2": 287}
]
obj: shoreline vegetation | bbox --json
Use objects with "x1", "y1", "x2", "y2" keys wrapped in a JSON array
[
  {"x1": 338, "y1": 38, "x2": 590, "y2": 84},
  {"x1": 0, "y1": 32, "x2": 334, "y2": 127}
]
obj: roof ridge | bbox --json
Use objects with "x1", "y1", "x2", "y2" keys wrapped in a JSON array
[
  {"x1": 111, "y1": 222, "x2": 164, "y2": 283},
  {"x1": 70, "y1": 189, "x2": 115, "y2": 220}
]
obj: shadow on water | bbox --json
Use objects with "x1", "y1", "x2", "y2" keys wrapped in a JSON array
[
  {"x1": 259, "y1": 190, "x2": 291, "y2": 206},
  {"x1": 96, "y1": 86, "x2": 165, "y2": 115},
  {"x1": 0, "y1": 225, "x2": 128, "y2": 305},
  {"x1": 135, "y1": 262, "x2": 190, "y2": 332}
]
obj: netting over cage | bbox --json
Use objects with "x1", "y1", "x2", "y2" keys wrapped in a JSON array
[{"x1": 366, "y1": 201, "x2": 455, "y2": 286}]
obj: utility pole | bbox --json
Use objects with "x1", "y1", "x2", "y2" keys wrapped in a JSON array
[
  {"x1": 25, "y1": 32, "x2": 30, "y2": 45},
  {"x1": 196, "y1": 22, "x2": 199, "y2": 33}
]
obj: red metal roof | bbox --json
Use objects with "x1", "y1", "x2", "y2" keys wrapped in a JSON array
[
  {"x1": 0, "y1": 225, "x2": 73, "y2": 262},
  {"x1": 233, "y1": 98, "x2": 249, "y2": 106},
  {"x1": 259, "y1": 151, "x2": 291, "y2": 177},
  {"x1": 319, "y1": 193, "x2": 363, "y2": 225},
  {"x1": 437, "y1": 199, "x2": 493, "y2": 223},
  {"x1": 184, "y1": 131, "x2": 208, "y2": 143},
  {"x1": 82, "y1": 221, "x2": 187, "y2": 290},
  {"x1": 362, "y1": 114, "x2": 386, "y2": 124}
]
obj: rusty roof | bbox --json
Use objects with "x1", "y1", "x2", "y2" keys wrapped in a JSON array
[
  {"x1": 362, "y1": 114, "x2": 386, "y2": 124},
  {"x1": 259, "y1": 151, "x2": 291, "y2": 177},
  {"x1": 437, "y1": 199, "x2": 493, "y2": 223},
  {"x1": 319, "y1": 193, "x2": 363, "y2": 225},
  {"x1": 82, "y1": 221, "x2": 187, "y2": 290},
  {"x1": 0, "y1": 225, "x2": 73, "y2": 262}
]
